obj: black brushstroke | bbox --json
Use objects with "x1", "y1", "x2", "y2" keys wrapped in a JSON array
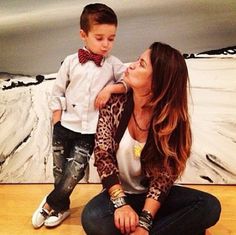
[
  {"x1": 0, "y1": 132, "x2": 32, "y2": 167},
  {"x1": 0, "y1": 72, "x2": 32, "y2": 80},
  {"x1": 200, "y1": 175, "x2": 214, "y2": 183},
  {"x1": 45, "y1": 77, "x2": 56, "y2": 81},
  {"x1": 198, "y1": 46, "x2": 236, "y2": 55},
  {"x1": 183, "y1": 45, "x2": 236, "y2": 59},
  {"x1": 2, "y1": 75, "x2": 45, "y2": 90},
  {"x1": 0, "y1": 110, "x2": 6, "y2": 120},
  {"x1": 206, "y1": 154, "x2": 236, "y2": 176},
  {"x1": 183, "y1": 53, "x2": 195, "y2": 59}
]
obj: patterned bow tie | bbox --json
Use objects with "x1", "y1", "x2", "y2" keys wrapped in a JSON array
[{"x1": 78, "y1": 49, "x2": 104, "y2": 67}]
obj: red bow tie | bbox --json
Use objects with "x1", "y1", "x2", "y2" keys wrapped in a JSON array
[{"x1": 78, "y1": 49, "x2": 103, "y2": 67}]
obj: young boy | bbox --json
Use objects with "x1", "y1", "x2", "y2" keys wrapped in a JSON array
[{"x1": 32, "y1": 3, "x2": 127, "y2": 228}]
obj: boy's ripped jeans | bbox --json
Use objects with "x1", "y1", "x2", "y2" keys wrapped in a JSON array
[{"x1": 46, "y1": 122, "x2": 95, "y2": 212}]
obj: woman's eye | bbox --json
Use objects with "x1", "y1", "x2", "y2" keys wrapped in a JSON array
[{"x1": 140, "y1": 61, "x2": 145, "y2": 67}]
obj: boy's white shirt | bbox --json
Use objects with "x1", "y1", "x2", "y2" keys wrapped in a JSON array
[{"x1": 50, "y1": 51, "x2": 126, "y2": 134}]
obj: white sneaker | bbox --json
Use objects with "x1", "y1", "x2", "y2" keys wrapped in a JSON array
[
  {"x1": 32, "y1": 196, "x2": 50, "y2": 228},
  {"x1": 44, "y1": 210, "x2": 70, "y2": 227}
]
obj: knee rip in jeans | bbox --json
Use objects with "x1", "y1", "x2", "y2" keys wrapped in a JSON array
[
  {"x1": 69, "y1": 159, "x2": 87, "y2": 183},
  {"x1": 53, "y1": 145, "x2": 64, "y2": 154},
  {"x1": 75, "y1": 144, "x2": 90, "y2": 154},
  {"x1": 53, "y1": 166, "x2": 63, "y2": 174},
  {"x1": 74, "y1": 147, "x2": 90, "y2": 163},
  {"x1": 73, "y1": 159, "x2": 86, "y2": 172}
]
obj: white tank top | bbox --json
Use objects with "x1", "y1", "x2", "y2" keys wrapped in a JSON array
[{"x1": 116, "y1": 128, "x2": 148, "y2": 194}]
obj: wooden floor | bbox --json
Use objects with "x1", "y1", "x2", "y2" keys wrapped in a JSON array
[{"x1": 0, "y1": 184, "x2": 235, "y2": 235}]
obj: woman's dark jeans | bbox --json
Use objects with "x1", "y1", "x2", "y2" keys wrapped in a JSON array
[
  {"x1": 46, "y1": 122, "x2": 95, "y2": 212},
  {"x1": 82, "y1": 185, "x2": 221, "y2": 235}
]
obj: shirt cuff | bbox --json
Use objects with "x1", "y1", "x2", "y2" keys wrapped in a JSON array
[{"x1": 102, "y1": 172, "x2": 120, "y2": 190}]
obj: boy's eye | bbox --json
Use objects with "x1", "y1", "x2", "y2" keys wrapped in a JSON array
[
  {"x1": 96, "y1": 37, "x2": 103, "y2": 41},
  {"x1": 108, "y1": 37, "x2": 115, "y2": 42}
]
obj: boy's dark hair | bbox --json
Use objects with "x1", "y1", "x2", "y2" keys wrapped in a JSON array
[{"x1": 80, "y1": 3, "x2": 118, "y2": 34}]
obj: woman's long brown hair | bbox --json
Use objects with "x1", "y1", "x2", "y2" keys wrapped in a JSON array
[{"x1": 142, "y1": 42, "x2": 192, "y2": 177}]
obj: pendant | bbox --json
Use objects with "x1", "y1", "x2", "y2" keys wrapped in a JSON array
[{"x1": 133, "y1": 144, "x2": 143, "y2": 159}]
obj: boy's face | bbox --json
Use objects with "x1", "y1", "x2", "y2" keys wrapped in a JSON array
[{"x1": 80, "y1": 24, "x2": 117, "y2": 56}]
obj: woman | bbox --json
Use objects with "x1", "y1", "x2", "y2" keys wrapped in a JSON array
[{"x1": 81, "y1": 42, "x2": 221, "y2": 235}]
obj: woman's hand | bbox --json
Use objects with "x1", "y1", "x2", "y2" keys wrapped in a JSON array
[
  {"x1": 130, "y1": 226, "x2": 149, "y2": 235},
  {"x1": 114, "y1": 205, "x2": 139, "y2": 234}
]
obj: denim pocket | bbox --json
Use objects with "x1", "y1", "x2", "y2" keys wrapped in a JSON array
[{"x1": 53, "y1": 122, "x2": 69, "y2": 140}]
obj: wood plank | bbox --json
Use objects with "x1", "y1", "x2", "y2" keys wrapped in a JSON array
[{"x1": 0, "y1": 184, "x2": 235, "y2": 235}]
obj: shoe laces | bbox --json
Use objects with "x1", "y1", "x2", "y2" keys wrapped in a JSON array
[
  {"x1": 40, "y1": 208, "x2": 50, "y2": 218},
  {"x1": 50, "y1": 210, "x2": 60, "y2": 217}
]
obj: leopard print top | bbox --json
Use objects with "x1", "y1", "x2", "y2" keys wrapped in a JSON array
[{"x1": 94, "y1": 92, "x2": 177, "y2": 203}]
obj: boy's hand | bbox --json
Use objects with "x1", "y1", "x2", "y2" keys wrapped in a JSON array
[
  {"x1": 52, "y1": 110, "x2": 62, "y2": 125},
  {"x1": 94, "y1": 85, "x2": 112, "y2": 109}
]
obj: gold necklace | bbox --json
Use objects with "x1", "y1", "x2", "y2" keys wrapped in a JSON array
[{"x1": 132, "y1": 112, "x2": 149, "y2": 132}]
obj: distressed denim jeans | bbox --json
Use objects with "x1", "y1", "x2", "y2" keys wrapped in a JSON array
[
  {"x1": 82, "y1": 185, "x2": 221, "y2": 235},
  {"x1": 46, "y1": 122, "x2": 95, "y2": 212}
]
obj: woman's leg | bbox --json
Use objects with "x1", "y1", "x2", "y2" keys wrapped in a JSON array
[
  {"x1": 82, "y1": 190, "x2": 122, "y2": 235},
  {"x1": 82, "y1": 191, "x2": 148, "y2": 235},
  {"x1": 150, "y1": 185, "x2": 221, "y2": 235}
]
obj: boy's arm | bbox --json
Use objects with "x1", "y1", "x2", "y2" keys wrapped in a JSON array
[
  {"x1": 50, "y1": 57, "x2": 69, "y2": 115},
  {"x1": 94, "y1": 81, "x2": 128, "y2": 109}
]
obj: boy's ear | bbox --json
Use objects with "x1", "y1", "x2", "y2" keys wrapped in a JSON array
[{"x1": 80, "y1": 29, "x2": 87, "y2": 41}]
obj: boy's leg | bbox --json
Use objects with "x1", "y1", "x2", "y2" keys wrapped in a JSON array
[
  {"x1": 32, "y1": 122, "x2": 70, "y2": 228},
  {"x1": 52, "y1": 122, "x2": 71, "y2": 186},
  {"x1": 47, "y1": 134, "x2": 95, "y2": 212}
]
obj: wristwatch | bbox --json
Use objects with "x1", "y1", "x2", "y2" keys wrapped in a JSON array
[{"x1": 111, "y1": 196, "x2": 127, "y2": 208}]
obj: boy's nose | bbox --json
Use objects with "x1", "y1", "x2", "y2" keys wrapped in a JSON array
[{"x1": 102, "y1": 40, "x2": 109, "y2": 48}]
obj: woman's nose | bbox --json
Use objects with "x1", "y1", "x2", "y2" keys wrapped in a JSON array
[{"x1": 129, "y1": 63, "x2": 135, "y2": 69}]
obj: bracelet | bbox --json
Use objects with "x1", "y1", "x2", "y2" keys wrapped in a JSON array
[
  {"x1": 138, "y1": 220, "x2": 152, "y2": 232},
  {"x1": 138, "y1": 210, "x2": 153, "y2": 232},
  {"x1": 110, "y1": 188, "x2": 123, "y2": 199},
  {"x1": 119, "y1": 80, "x2": 129, "y2": 93},
  {"x1": 141, "y1": 210, "x2": 153, "y2": 221},
  {"x1": 111, "y1": 196, "x2": 127, "y2": 209}
]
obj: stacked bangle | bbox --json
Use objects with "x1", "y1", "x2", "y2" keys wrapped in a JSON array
[
  {"x1": 111, "y1": 196, "x2": 127, "y2": 208},
  {"x1": 110, "y1": 188, "x2": 127, "y2": 209},
  {"x1": 110, "y1": 188, "x2": 123, "y2": 199},
  {"x1": 138, "y1": 210, "x2": 153, "y2": 232}
]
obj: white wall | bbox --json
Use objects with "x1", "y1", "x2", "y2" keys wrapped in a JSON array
[{"x1": 0, "y1": 57, "x2": 236, "y2": 184}]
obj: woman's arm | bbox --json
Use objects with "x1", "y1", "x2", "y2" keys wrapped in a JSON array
[
  {"x1": 94, "y1": 94, "x2": 124, "y2": 189},
  {"x1": 143, "y1": 197, "x2": 161, "y2": 220}
]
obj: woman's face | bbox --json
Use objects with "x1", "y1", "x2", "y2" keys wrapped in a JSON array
[{"x1": 124, "y1": 49, "x2": 153, "y2": 93}]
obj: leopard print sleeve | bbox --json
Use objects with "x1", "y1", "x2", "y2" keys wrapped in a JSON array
[
  {"x1": 94, "y1": 94, "x2": 126, "y2": 189},
  {"x1": 146, "y1": 169, "x2": 178, "y2": 203}
]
